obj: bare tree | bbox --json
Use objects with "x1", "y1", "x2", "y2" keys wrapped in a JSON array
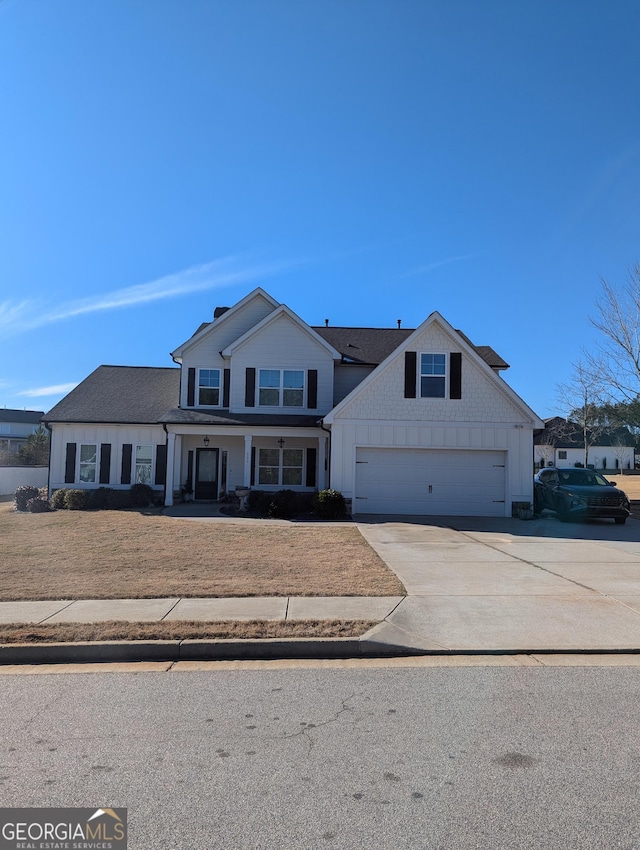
[
  {"x1": 612, "y1": 435, "x2": 632, "y2": 474},
  {"x1": 589, "y1": 266, "x2": 640, "y2": 401},
  {"x1": 557, "y1": 360, "x2": 607, "y2": 467}
]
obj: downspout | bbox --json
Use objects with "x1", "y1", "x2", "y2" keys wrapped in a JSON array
[
  {"x1": 320, "y1": 419, "x2": 331, "y2": 490},
  {"x1": 162, "y1": 423, "x2": 169, "y2": 505},
  {"x1": 43, "y1": 420, "x2": 52, "y2": 497}
]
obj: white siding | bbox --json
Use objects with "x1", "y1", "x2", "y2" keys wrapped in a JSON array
[
  {"x1": 336, "y1": 322, "x2": 529, "y2": 424},
  {"x1": 229, "y1": 313, "x2": 335, "y2": 414},
  {"x1": 329, "y1": 420, "x2": 534, "y2": 516},
  {"x1": 0, "y1": 466, "x2": 48, "y2": 496},
  {"x1": 179, "y1": 294, "x2": 277, "y2": 407},
  {"x1": 333, "y1": 364, "x2": 374, "y2": 406},
  {"x1": 49, "y1": 424, "x2": 166, "y2": 492}
]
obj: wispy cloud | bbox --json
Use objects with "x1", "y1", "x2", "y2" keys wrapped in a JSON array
[
  {"x1": 400, "y1": 252, "x2": 481, "y2": 279},
  {"x1": 18, "y1": 383, "x2": 79, "y2": 398},
  {"x1": 0, "y1": 255, "x2": 297, "y2": 338}
]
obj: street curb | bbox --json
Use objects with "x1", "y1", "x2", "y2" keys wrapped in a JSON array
[{"x1": 0, "y1": 637, "x2": 376, "y2": 665}]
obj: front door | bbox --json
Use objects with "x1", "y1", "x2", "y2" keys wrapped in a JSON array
[{"x1": 195, "y1": 448, "x2": 219, "y2": 500}]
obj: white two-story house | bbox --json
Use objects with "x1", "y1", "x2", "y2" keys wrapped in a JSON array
[{"x1": 44, "y1": 287, "x2": 543, "y2": 516}]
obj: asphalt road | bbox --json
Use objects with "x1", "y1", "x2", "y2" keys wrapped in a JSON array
[{"x1": 1, "y1": 663, "x2": 640, "y2": 849}]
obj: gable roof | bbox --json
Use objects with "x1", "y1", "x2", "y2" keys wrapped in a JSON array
[
  {"x1": 535, "y1": 417, "x2": 635, "y2": 448},
  {"x1": 0, "y1": 408, "x2": 45, "y2": 424},
  {"x1": 323, "y1": 311, "x2": 542, "y2": 427},
  {"x1": 222, "y1": 304, "x2": 341, "y2": 358},
  {"x1": 43, "y1": 367, "x2": 180, "y2": 424},
  {"x1": 171, "y1": 287, "x2": 279, "y2": 360},
  {"x1": 313, "y1": 326, "x2": 508, "y2": 369}
]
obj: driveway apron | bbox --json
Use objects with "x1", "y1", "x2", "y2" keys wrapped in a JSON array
[{"x1": 357, "y1": 515, "x2": 640, "y2": 652}]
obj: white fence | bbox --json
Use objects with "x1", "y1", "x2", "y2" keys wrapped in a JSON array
[{"x1": 0, "y1": 466, "x2": 48, "y2": 497}]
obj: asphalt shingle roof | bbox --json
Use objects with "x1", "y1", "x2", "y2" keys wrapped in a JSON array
[
  {"x1": 43, "y1": 366, "x2": 180, "y2": 424},
  {"x1": 312, "y1": 326, "x2": 508, "y2": 368},
  {"x1": 0, "y1": 408, "x2": 44, "y2": 424}
]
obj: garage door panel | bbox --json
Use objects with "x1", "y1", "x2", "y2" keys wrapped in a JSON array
[{"x1": 354, "y1": 448, "x2": 506, "y2": 516}]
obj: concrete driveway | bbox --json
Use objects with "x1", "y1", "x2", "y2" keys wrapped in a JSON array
[{"x1": 357, "y1": 514, "x2": 640, "y2": 653}]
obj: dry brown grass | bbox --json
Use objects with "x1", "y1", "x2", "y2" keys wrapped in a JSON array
[
  {"x1": 607, "y1": 475, "x2": 640, "y2": 498},
  {"x1": 0, "y1": 619, "x2": 376, "y2": 643},
  {"x1": 0, "y1": 504, "x2": 404, "y2": 601}
]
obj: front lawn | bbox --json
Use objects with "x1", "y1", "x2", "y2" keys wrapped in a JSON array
[{"x1": 1, "y1": 504, "x2": 404, "y2": 600}]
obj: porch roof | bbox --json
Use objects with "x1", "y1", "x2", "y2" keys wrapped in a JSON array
[{"x1": 158, "y1": 408, "x2": 323, "y2": 428}]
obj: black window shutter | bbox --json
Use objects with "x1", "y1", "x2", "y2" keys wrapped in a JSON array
[
  {"x1": 223, "y1": 368, "x2": 230, "y2": 407},
  {"x1": 306, "y1": 447, "x2": 317, "y2": 487},
  {"x1": 187, "y1": 368, "x2": 196, "y2": 406},
  {"x1": 64, "y1": 443, "x2": 76, "y2": 484},
  {"x1": 307, "y1": 370, "x2": 318, "y2": 409},
  {"x1": 121, "y1": 443, "x2": 132, "y2": 484},
  {"x1": 155, "y1": 444, "x2": 167, "y2": 485},
  {"x1": 404, "y1": 351, "x2": 417, "y2": 398},
  {"x1": 99, "y1": 444, "x2": 111, "y2": 484},
  {"x1": 450, "y1": 352, "x2": 462, "y2": 399},
  {"x1": 187, "y1": 450, "x2": 194, "y2": 488},
  {"x1": 250, "y1": 446, "x2": 256, "y2": 486},
  {"x1": 245, "y1": 368, "x2": 256, "y2": 407}
]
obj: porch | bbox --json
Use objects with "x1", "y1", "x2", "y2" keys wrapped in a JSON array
[{"x1": 164, "y1": 424, "x2": 329, "y2": 506}]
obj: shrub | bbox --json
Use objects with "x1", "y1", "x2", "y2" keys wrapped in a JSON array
[
  {"x1": 106, "y1": 489, "x2": 133, "y2": 510},
  {"x1": 14, "y1": 485, "x2": 41, "y2": 512},
  {"x1": 130, "y1": 483, "x2": 154, "y2": 507},
  {"x1": 26, "y1": 496, "x2": 51, "y2": 513},
  {"x1": 88, "y1": 487, "x2": 111, "y2": 510},
  {"x1": 313, "y1": 489, "x2": 346, "y2": 519},
  {"x1": 65, "y1": 489, "x2": 91, "y2": 511},
  {"x1": 267, "y1": 489, "x2": 298, "y2": 519},
  {"x1": 50, "y1": 489, "x2": 69, "y2": 510},
  {"x1": 247, "y1": 489, "x2": 271, "y2": 515}
]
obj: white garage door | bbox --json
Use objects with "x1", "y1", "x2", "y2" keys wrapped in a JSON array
[{"x1": 354, "y1": 448, "x2": 506, "y2": 516}]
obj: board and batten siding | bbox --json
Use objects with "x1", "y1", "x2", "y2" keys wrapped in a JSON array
[
  {"x1": 48, "y1": 424, "x2": 166, "y2": 492},
  {"x1": 329, "y1": 421, "x2": 535, "y2": 516},
  {"x1": 229, "y1": 313, "x2": 335, "y2": 414},
  {"x1": 178, "y1": 294, "x2": 277, "y2": 408}
]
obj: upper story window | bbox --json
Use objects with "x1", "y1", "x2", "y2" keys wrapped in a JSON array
[
  {"x1": 420, "y1": 353, "x2": 446, "y2": 398},
  {"x1": 198, "y1": 369, "x2": 220, "y2": 407},
  {"x1": 259, "y1": 369, "x2": 304, "y2": 407}
]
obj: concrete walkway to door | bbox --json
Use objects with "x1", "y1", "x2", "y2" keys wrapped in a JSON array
[{"x1": 356, "y1": 514, "x2": 640, "y2": 653}]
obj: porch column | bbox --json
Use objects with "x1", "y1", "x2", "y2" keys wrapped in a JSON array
[
  {"x1": 165, "y1": 432, "x2": 176, "y2": 506},
  {"x1": 243, "y1": 435, "x2": 253, "y2": 487},
  {"x1": 318, "y1": 436, "x2": 328, "y2": 489}
]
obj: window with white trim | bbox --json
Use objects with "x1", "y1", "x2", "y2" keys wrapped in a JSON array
[
  {"x1": 258, "y1": 448, "x2": 304, "y2": 486},
  {"x1": 258, "y1": 370, "x2": 304, "y2": 407},
  {"x1": 420, "y1": 353, "x2": 446, "y2": 398},
  {"x1": 198, "y1": 369, "x2": 221, "y2": 406},
  {"x1": 135, "y1": 445, "x2": 153, "y2": 485},
  {"x1": 79, "y1": 444, "x2": 97, "y2": 483},
  {"x1": 558, "y1": 450, "x2": 567, "y2": 460}
]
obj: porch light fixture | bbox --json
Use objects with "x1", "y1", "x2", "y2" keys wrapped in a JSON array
[
  {"x1": 203, "y1": 435, "x2": 210, "y2": 447},
  {"x1": 277, "y1": 438, "x2": 285, "y2": 448}
]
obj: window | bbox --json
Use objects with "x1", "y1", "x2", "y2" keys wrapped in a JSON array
[
  {"x1": 258, "y1": 370, "x2": 304, "y2": 407},
  {"x1": 558, "y1": 451, "x2": 567, "y2": 460},
  {"x1": 198, "y1": 369, "x2": 220, "y2": 406},
  {"x1": 79, "y1": 444, "x2": 97, "y2": 483},
  {"x1": 135, "y1": 445, "x2": 153, "y2": 485},
  {"x1": 420, "y1": 353, "x2": 446, "y2": 398},
  {"x1": 258, "y1": 448, "x2": 304, "y2": 486}
]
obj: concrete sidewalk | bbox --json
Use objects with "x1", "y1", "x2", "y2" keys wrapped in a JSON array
[{"x1": 0, "y1": 595, "x2": 403, "y2": 625}]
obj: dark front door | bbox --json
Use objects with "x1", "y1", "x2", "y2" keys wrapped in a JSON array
[{"x1": 195, "y1": 448, "x2": 219, "y2": 500}]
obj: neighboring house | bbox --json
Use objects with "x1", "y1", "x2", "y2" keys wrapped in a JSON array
[
  {"x1": 44, "y1": 287, "x2": 543, "y2": 516},
  {"x1": 0, "y1": 409, "x2": 45, "y2": 453},
  {"x1": 534, "y1": 416, "x2": 635, "y2": 471}
]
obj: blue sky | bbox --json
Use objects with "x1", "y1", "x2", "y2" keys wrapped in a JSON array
[{"x1": 2, "y1": 0, "x2": 640, "y2": 419}]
